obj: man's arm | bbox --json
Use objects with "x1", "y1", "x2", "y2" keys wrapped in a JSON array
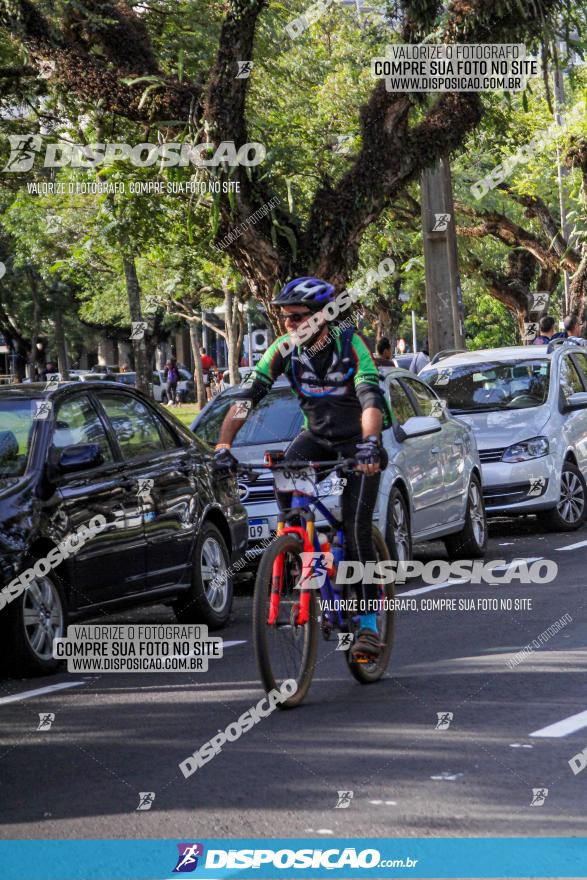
[{"x1": 214, "y1": 335, "x2": 289, "y2": 452}]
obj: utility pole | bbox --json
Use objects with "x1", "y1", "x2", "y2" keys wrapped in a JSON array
[
  {"x1": 420, "y1": 157, "x2": 465, "y2": 356},
  {"x1": 553, "y1": 40, "x2": 571, "y2": 315}
]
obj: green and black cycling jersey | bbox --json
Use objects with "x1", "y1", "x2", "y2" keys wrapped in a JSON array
[{"x1": 240, "y1": 326, "x2": 392, "y2": 441}]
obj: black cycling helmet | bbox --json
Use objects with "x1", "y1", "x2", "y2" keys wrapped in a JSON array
[{"x1": 271, "y1": 277, "x2": 336, "y2": 311}]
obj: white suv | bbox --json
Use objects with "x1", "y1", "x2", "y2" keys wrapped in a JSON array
[{"x1": 420, "y1": 340, "x2": 587, "y2": 531}]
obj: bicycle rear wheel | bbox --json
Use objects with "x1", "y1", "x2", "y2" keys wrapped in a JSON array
[
  {"x1": 253, "y1": 534, "x2": 319, "y2": 708},
  {"x1": 345, "y1": 527, "x2": 395, "y2": 684}
]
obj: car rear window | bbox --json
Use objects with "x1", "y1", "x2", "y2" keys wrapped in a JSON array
[{"x1": 194, "y1": 390, "x2": 303, "y2": 447}]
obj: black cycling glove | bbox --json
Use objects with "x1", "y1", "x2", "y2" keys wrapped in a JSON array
[
  {"x1": 355, "y1": 436, "x2": 382, "y2": 467},
  {"x1": 213, "y1": 446, "x2": 238, "y2": 476}
]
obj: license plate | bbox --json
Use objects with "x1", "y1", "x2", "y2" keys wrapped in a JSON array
[{"x1": 249, "y1": 518, "x2": 270, "y2": 540}]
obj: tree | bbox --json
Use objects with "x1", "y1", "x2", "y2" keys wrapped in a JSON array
[{"x1": 1, "y1": 0, "x2": 574, "y2": 304}]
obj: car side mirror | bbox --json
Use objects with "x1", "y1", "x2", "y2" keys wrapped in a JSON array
[
  {"x1": 564, "y1": 391, "x2": 587, "y2": 412},
  {"x1": 58, "y1": 443, "x2": 104, "y2": 474},
  {"x1": 394, "y1": 416, "x2": 442, "y2": 442}
]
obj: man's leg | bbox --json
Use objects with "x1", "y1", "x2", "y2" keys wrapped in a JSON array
[{"x1": 339, "y1": 454, "x2": 383, "y2": 657}]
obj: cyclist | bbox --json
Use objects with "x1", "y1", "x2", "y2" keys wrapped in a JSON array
[{"x1": 213, "y1": 277, "x2": 392, "y2": 661}]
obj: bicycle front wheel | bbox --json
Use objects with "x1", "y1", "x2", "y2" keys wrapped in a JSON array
[{"x1": 253, "y1": 534, "x2": 319, "y2": 708}]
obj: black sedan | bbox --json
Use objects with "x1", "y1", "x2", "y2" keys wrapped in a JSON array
[{"x1": 0, "y1": 382, "x2": 247, "y2": 676}]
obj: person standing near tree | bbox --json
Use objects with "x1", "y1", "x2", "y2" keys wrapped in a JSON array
[
  {"x1": 164, "y1": 357, "x2": 180, "y2": 406},
  {"x1": 201, "y1": 348, "x2": 216, "y2": 401}
]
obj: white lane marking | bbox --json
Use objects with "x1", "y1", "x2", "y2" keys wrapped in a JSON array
[
  {"x1": 556, "y1": 539, "x2": 587, "y2": 551},
  {"x1": 430, "y1": 771, "x2": 464, "y2": 780},
  {"x1": 530, "y1": 709, "x2": 587, "y2": 738},
  {"x1": 397, "y1": 558, "x2": 542, "y2": 596},
  {"x1": 221, "y1": 640, "x2": 247, "y2": 648},
  {"x1": 0, "y1": 680, "x2": 86, "y2": 705}
]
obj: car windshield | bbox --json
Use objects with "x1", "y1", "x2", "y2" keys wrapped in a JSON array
[
  {"x1": 421, "y1": 359, "x2": 550, "y2": 412},
  {"x1": 0, "y1": 399, "x2": 36, "y2": 482},
  {"x1": 194, "y1": 389, "x2": 302, "y2": 447}
]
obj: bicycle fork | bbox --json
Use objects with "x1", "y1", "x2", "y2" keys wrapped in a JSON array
[{"x1": 269, "y1": 521, "x2": 315, "y2": 627}]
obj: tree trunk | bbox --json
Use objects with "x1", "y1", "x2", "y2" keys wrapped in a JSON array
[
  {"x1": 26, "y1": 268, "x2": 40, "y2": 380},
  {"x1": 188, "y1": 320, "x2": 207, "y2": 410},
  {"x1": 54, "y1": 311, "x2": 69, "y2": 380},
  {"x1": 222, "y1": 282, "x2": 241, "y2": 385},
  {"x1": 123, "y1": 256, "x2": 150, "y2": 396}
]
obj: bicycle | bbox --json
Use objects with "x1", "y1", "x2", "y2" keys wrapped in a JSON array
[{"x1": 238, "y1": 456, "x2": 395, "y2": 708}]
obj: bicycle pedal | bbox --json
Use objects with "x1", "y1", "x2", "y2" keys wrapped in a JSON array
[{"x1": 352, "y1": 652, "x2": 374, "y2": 664}]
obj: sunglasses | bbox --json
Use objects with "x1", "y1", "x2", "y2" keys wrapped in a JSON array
[{"x1": 281, "y1": 311, "x2": 313, "y2": 324}]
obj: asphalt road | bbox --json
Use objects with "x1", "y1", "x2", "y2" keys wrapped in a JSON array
[{"x1": 1, "y1": 516, "x2": 586, "y2": 840}]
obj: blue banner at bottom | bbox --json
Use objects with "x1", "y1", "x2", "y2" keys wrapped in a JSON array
[{"x1": 0, "y1": 838, "x2": 585, "y2": 880}]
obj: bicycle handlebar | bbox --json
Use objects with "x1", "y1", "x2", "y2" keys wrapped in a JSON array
[{"x1": 238, "y1": 458, "x2": 356, "y2": 473}]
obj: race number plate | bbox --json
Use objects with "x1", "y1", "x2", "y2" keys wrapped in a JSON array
[{"x1": 273, "y1": 468, "x2": 316, "y2": 495}]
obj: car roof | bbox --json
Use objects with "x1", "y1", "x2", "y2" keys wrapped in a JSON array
[
  {"x1": 420, "y1": 346, "x2": 553, "y2": 370},
  {"x1": 0, "y1": 380, "x2": 139, "y2": 400}
]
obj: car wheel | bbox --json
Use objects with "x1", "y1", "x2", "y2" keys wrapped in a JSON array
[
  {"x1": 0, "y1": 572, "x2": 67, "y2": 677},
  {"x1": 174, "y1": 522, "x2": 233, "y2": 629},
  {"x1": 444, "y1": 474, "x2": 487, "y2": 560},
  {"x1": 537, "y1": 462, "x2": 587, "y2": 532},
  {"x1": 385, "y1": 485, "x2": 412, "y2": 563}
]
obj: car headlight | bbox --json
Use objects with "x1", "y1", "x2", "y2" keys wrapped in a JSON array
[{"x1": 502, "y1": 436, "x2": 549, "y2": 462}]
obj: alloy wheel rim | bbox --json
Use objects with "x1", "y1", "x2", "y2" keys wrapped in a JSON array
[
  {"x1": 557, "y1": 470, "x2": 585, "y2": 524},
  {"x1": 23, "y1": 576, "x2": 64, "y2": 661},
  {"x1": 201, "y1": 536, "x2": 228, "y2": 611},
  {"x1": 469, "y1": 482, "x2": 486, "y2": 546},
  {"x1": 393, "y1": 497, "x2": 410, "y2": 561}
]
